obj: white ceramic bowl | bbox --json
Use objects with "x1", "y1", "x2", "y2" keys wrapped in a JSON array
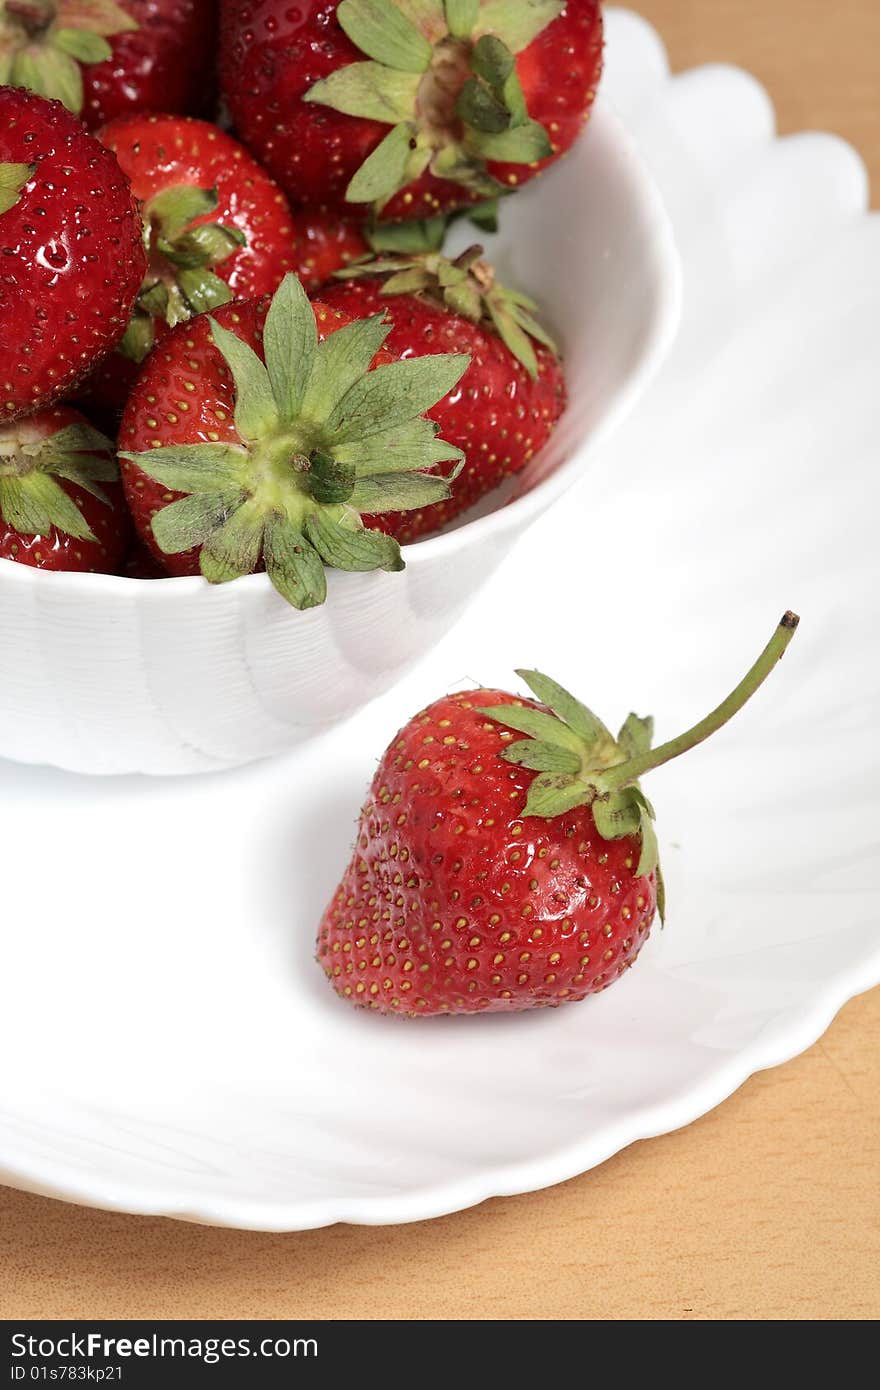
[{"x1": 0, "y1": 99, "x2": 680, "y2": 776}]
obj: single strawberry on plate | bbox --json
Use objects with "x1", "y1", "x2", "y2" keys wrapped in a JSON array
[
  {"x1": 82, "y1": 113, "x2": 299, "y2": 422},
  {"x1": 117, "y1": 272, "x2": 470, "y2": 606},
  {"x1": 0, "y1": 87, "x2": 146, "y2": 421},
  {"x1": 220, "y1": 0, "x2": 603, "y2": 221},
  {"x1": 0, "y1": 404, "x2": 129, "y2": 571},
  {"x1": 318, "y1": 244, "x2": 565, "y2": 540},
  {"x1": 317, "y1": 614, "x2": 800, "y2": 1016},
  {"x1": 0, "y1": 0, "x2": 217, "y2": 129}
]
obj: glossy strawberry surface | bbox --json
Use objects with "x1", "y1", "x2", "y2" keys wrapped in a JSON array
[
  {"x1": 0, "y1": 405, "x2": 129, "y2": 572},
  {"x1": 318, "y1": 276, "x2": 565, "y2": 541},
  {"x1": 82, "y1": 0, "x2": 219, "y2": 129},
  {"x1": 0, "y1": 88, "x2": 146, "y2": 422},
  {"x1": 219, "y1": 0, "x2": 603, "y2": 219},
  {"x1": 290, "y1": 210, "x2": 368, "y2": 291},
  {"x1": 317, "y1": 688, "x2": 657, "y2": 1016},
  {"x1": 118, "y1": 295, "x2": 363, "y2": 573}
]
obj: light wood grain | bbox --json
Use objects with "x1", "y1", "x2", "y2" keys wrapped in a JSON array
[{"x1": 2, "y1": 0, "x2": 879, "y2": 1321}]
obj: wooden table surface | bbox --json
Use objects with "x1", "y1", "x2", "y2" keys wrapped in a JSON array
[{"x1": 2, "y1": 1, "x2": 879, "y2": 1322}]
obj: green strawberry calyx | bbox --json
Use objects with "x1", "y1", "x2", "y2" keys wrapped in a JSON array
[
  {"x1": 335, "y1": 243, "x2": 557, "y2": 378},
  {"x1": 0, "y1": 0, "x2": 138, "y2": 115},
  {"x1": 0, "y1": 161, "x2": 35, "y2": 215},
  {"x1": 0, "y1": 416, "x2": 118, "y2": 542},
  {"x1": 120, "y1": 184, "x2": 248, "y2": 365},
  {"x1": 477, "y1": 613, "x2": 801, "y2": 918},
  {"x1": 304, "y1": 0, "x2": 564, "y2": 212},
  {"x1": 119, "y1": 273, "x2": 470, "y2": 611}
]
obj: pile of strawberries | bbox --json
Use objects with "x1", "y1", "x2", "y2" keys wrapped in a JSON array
[
  {"x1": 0, "y1": 0, "x2": 603, "y2": 588},
  {"x1": 0, "y1": 4, "x2": 800, "y2": 1021}
]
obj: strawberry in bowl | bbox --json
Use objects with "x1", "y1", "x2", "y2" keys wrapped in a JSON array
[
  {"x1": 0, "y1": 0, "x2": 217, "y2": 128},
  {"x1": 82, "y1": 113, "x2": 299, "y2": 422},
  {"x1": 319, "y1": 245, "x2": 566, "y2": 540},
  {"x1": 0, "y1": 405, "x2": 128, "y2": 572},
  {"x1": 0, "y1": 98, "x2": 680, "y2": 776},
  {"x1": 219, "y1": 0, "x2": 603, "y2": 220},
  {"x1": 0, "y1": 86, "x2": 146, "y2": 421},
  {"x1": 118, "y1": 273, "x2": 469, "y2": 605}
]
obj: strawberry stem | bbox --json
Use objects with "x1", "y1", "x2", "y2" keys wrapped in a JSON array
[{"x1": 602, "y1": 612, "x2": 800, "y2": 790}]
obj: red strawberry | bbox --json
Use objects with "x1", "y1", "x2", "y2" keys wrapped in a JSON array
[
  {"x1": 0, "y1": 404, "x2": 129, "y2": 571},
  {"x1": 0, "y1": 0, "x2": 217, "y2": 130},
  {"x1": 0, "y1": 87, "x2": 146, "y2": 422},
  {"x1": 318, "y1": 615, "x2": 800, "y2": 1016},
  {"x1": 318, "y1": 246, "x2": 565, "y2": 540},
  {"x1": 81, "y1": 113, "x2": 299, "y2": 421},
  {"x1": 220, "y1": 0, "x2": 603, "y2": 221},
  {"x1": 121, "y1": 536, "x2": 167, "y2": 577},
  {"x1": 290, "y1": 210, "x2": 369, "y2": 292},
  {"x1": 117, "y1": 272, "x2": 469, "y2": 606}
]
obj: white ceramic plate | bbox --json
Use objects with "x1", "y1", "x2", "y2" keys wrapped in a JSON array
[{"x1": 1, "y1": 7, "x2": 879, "y2": 1229}]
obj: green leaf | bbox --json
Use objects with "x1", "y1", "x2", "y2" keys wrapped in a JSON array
[
  {"x1": 199, "y1": 500, "x2": 265, "y2": 583},
  {"x1": 262, "y1": 273, "x2": 318, "y2": 425},
  {"x1": 0, "y1": 163, "x2": 35, "y2": 217},
  {"x1": 474, "y1": 0, "x2": 564, "y2": 53},
  {"x1": 501, "y1": 65, "x2": 528, "y2": 126},
  {"x1": 509, "y1": 304, "x2": 558, "y2": 354},
  {"x1": 348, "y1": 469, "x2": 452, "y2": 512},
  {"x1": 655, "y1": 861, "x2": 666, "y2": 924},
  {"x1": 150, "y1": 489, "x2": 246, "y2": 555},
  {"x1": 12, "y1": 45, "x2": 84, "y2": 114},
  {"x1": 145, "y1": 184, "x2": 218, "y2": 239},
  {"x1": 138, "y1": 280, "x2": 169, "y2": 318},
  {"x1": 334, "y1": 416, "x2": 462, "y2": 474},
  {"x1": 467, "y1": 198, "x2": 499, "y2": 233},
  {"x1": 0, "y1": 472, "x2": 98, "y2": 540},
  {"x1": 307, "y1": 452, "x2": 357, "y2": 505},
  {"x1": 36, "y1": 422, "x2": 117, "y2": 503},
  {"x1": 515, "y1": 670, "x2": 615, "y2": 748},
  {"x1": 327, "y1": 352, "x2": 469, "y2": 439},
  {"x1": 177, "y1": 268, "x2": 233, "y2": 315},
  {"x1": 444, "y1": 0, "x2": 478, "y2": 36},
  {"x1": 50, "y1": 28, "x2": 112, "y2": 63},
  {"x1": 304, "y1": 511, "x2": 404, "y2": 573},
  {"x1": 379, "y1": 266, "x2": 432, "y2": 295},
  {"x1": 119, "y1": 443, "x2": 249, "y2": 494},
  {"x1": 499, "y1": 739, "x2": 581, "y2": 774},
  {"x1": 521, "y1": 773, "x2": 590, "y2": 820},
  {"x1": 618, "y1": 712, "x2": 654, "y2": 760},
  {"x1": 345, "y1": 122, "x2": 418, "y2": 205},
  {"x1": 470, "y1": 32, "x2": 516, "y2": 86},
  {"x1": 337, "y1": 0, "x2": 433, "y2": 71},
  {"x1": 118, "y1": 312, "x2": 155, "y2": 364},
  {"x1": 475, "y1": 703, "x2": 584, "y2": 753},
  {"x1": 636, "y1": 805, "x2": 660, "y2": 877},
  {"x1": 208, "y1": 318, "x2": 279, "y2": 443},
  {"x1": 263, "y1": 513, "x2": 327, "y2": 610},
  {"x1": 396, "y1": 0, "x2": 447, "y2": 41},
  {"x1": 592, "y1": 789, "x2": 642, "y2": 841},
  {"x1": 456, "y1": 78, "x2": 511, "y2": 134},
  {"x1": 487, "y1": 301, "x2": 538, "y2": 377},
  {"x1": 299, "y1": 313, "x2": 390, "y2": 422},
  {"x1": 304, "y1": 61, "x2": 420, "y2": 123},
  {"x1": 54, "y1": 0, "x2": 138, "y2": 36},
  {"x1": 366, "y1": 216, "x2": 448, "y2": 253},
  {"x1": 469, "y1": 119, "x2": 553, "y2": 163},
  {"x1": 430, "y1": 143, "x2": 504, "y2": 198},
  {"x1": 160, "y1": 223, "x2": 246, "y2": 269},
  {"x1": 443, "y1": 281, "x2": 483, "y2": 321}
]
